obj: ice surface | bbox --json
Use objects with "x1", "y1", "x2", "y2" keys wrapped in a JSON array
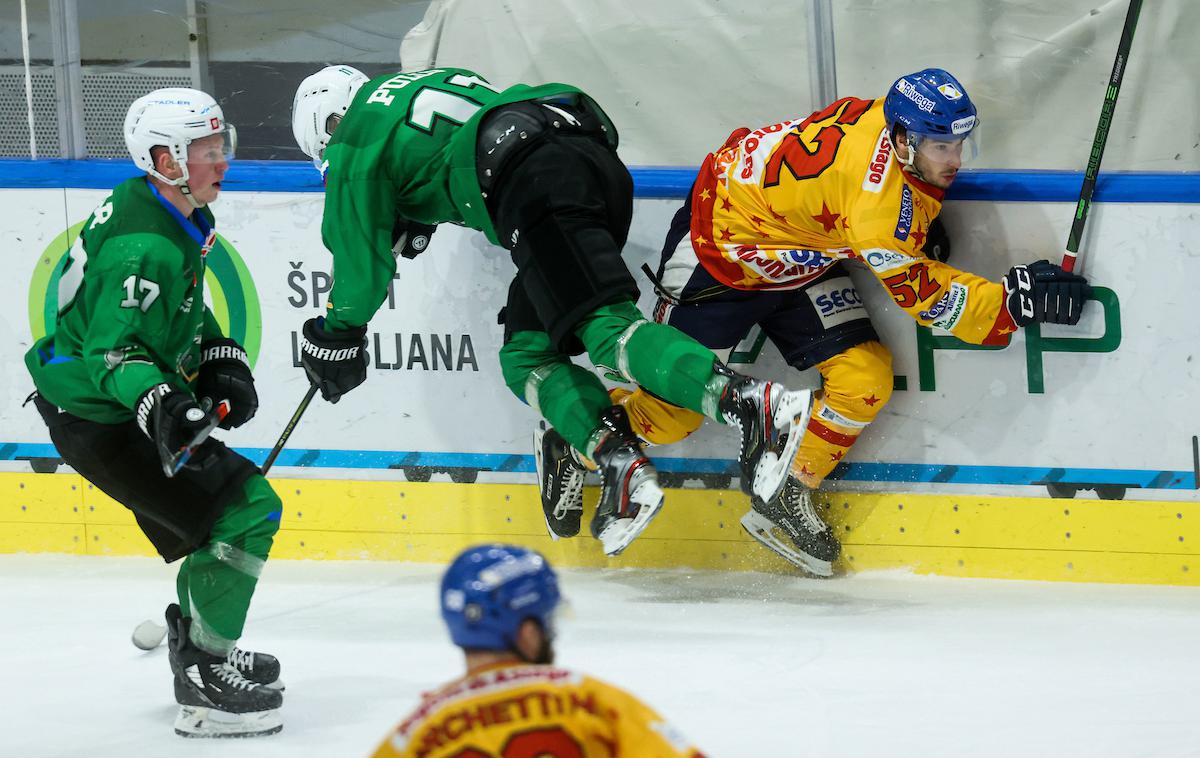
[{"x1": 3, "y1": 555, "x2": 1199, "y2": 757}]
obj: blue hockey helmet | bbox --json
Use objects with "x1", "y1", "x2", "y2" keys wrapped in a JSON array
[
  {"x1": 884, "y1": 68, "x2": 978, "y2": 162},
  {"x1": 440, "y1": 544, "x2": 561, "y2": 651}
]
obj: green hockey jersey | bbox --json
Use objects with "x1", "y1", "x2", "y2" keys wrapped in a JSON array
[
  {"x1": 319, "y1": 67, "x2": 585, "y2": 330},
  {"x1": 26, "y1": 176, "x2": 224, "y2": 423}
]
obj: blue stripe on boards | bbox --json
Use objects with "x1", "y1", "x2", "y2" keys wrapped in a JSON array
[
  {"x1": 2, "y1": 159, "x2": 1198, "y2": 203},
  {"x1": 2, "y1": 442, "x2": 1194, "y2": 490}
]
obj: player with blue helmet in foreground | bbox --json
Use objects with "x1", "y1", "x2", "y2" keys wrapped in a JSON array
[
  {"x1": 368, "y1": 544, "x2": 707, "y2": 757},
  {"x1": 882, "y1": 68, "x2": 979, "y2": 188},
  {"x1": 535, "y1": 68, "x2": 1093, "y2": 578}
]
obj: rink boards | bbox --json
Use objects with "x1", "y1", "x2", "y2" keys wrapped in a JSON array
[
  {"x1": 2, "y1": 472, "x2": 1196, "y2": 586},
  {"x1": 2, "y1": 163, "x2": 1198, "y2": 586}
]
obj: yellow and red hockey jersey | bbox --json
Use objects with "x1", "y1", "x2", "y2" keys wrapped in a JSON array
[
  {"x1": 369, "y1": 662, "x2": 706, "y2": 758},
  {"x1": 691, "y1": 97, "x2": 1015, "y2": 345}
]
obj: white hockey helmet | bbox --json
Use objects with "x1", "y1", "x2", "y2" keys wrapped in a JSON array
[
  {"x1": 124, "y1": 88, "x2": 235, "y2": 188},
  {"x1": 292, "y1": 65, "x2": 369, "y2": 166}
]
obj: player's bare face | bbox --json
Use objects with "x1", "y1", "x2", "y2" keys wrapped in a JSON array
[
  {"x1": 914, "y1": 138, "x2": 964, "y2": 189},
  {"x1": 185, "y1": 134, "x2": 230, "y2": 205}
]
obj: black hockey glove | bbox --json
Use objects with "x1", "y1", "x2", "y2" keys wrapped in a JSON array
[
  {"x1": 393, "y1": 219, "x2": 437, "y2": 260},
  {"x1": 923, "y1": 216, "x2": 951, "y2": 263},
  {"x1": 300, "y1": 316, "x2": 368, "y2": 403},
  {"x1": 1003, "y1": 260, "x2": 1092, "y2": 327},
  {"x1": 195, "y1": 338, "x2": 256, "y2": 429},
  {"x1": 135, "y1": 383, "x2": 223, "y2": 476}
]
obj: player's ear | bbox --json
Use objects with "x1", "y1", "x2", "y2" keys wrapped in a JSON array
[
  {"x1": 151, "y1": 146, "x2": 181, "y2": 179},
  {"x1": 514, "y1": 619, "x2": 543, "y2": 661}
]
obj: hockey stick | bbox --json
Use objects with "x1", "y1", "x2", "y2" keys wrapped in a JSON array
[
  {"x1": 260, "y1": 384, "x2": 318, "y2": 476},
  {"x1": 1061, "y1": 0, "x2": 1143, "y2": 274}
]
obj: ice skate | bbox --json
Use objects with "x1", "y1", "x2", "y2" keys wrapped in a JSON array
[
  {"x1": 166, "y1": 604, "x2": 283, "y2": 738},
  {"x1": 166, "y1": 603, "x2": 283, "y2": 690},
  {"x1": 533, "y1": 423, "x2": 587, "y2": 540},
  {"x1": 588, "y1": 407, "x2": 665, "y2": 556},
  {"x1": 741, "y1": 476, "x2": 840, "y2": 577},
  {"x1": 716, "y1": 364, "x2": 812, "y2": 505},
  {"x1": 171, "y1": 644, "x2": 283, "y2": 737}
]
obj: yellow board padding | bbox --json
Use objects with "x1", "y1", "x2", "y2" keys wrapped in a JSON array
[
  {"x1": 0, "y1": 472, "x2": 1196, "y2": 585},
  {"x1": 0, "y1": 472, "x2": 85, "y2": 523},
  {"x1": 841, "y1": 545, "x2": 1196, "y2": 586},
  {"x1": 823, "y1": 491, "x2": 1197, "y2": 555}
]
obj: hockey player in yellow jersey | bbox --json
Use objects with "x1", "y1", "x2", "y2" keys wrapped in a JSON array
[
  {"x1": 368, "y1": 544, "x2": 706, "y2": 758},
  {"x1": 535, "y1": 68, "x2": 1090, "y2": 577}
]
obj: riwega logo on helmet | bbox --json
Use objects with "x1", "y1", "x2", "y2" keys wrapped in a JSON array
[{"x1": 28, "y1": 220, "x2": 262, "y2": 367}]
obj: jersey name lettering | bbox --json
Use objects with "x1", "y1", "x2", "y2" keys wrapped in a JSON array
[{"x1": 367, "y1": 70, "x2": 446, "y2": 106}]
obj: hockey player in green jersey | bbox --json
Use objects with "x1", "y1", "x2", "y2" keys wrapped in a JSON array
[
  {"x1": 291, "y1": 65, "x2": 812, "y2": 556},
  {"x1": 25, "y1": 89, "x2": 283, "y2": 738}
]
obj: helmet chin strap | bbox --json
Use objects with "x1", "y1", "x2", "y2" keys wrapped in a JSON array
[
  {"x1": 147, "y1": 155, "x2": 206, "y2": 210},
  {"x1": 889, "y1": 132, "x2": 928, "y2": 183},
  {"x1": 179, "y1": 180, "x2": 205, "y2": 210}
]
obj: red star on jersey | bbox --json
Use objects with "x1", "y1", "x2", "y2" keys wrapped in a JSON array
[
  {"x1": 719, "y1": 227, "x2": 734, "y2": 241},
  {"x1": 720, "y1": 198, "x2": 733, "y2": 211},
  {"x1": 863, "y1": 394, "x2": 880, "y2": 407},
  {"x1": 768, "y1": 205, "x2": 787, "y2": 222},
  {"x1": 641, "y1": 420, "x2": 654, "y2": 435},
  {"x1": 749, "y1": 215, "x2": 766, "y2": 226},
  {"x1": 910, "y1": 224, "x2": 927, "y2": 248},
  {"x1": 839, "y1": 216, "x2": 851, "y2": 231},
  {"x1": 829, "y1": 450, "x2": 845, "y2": 462},
  {"x1": 799, "y1": 465, "x2": 815, "y2": 478},
  {"x1": 811, "y1": 202, "x2": 841, "y2": 233}
]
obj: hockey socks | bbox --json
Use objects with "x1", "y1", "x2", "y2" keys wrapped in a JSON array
[
  {"x1": 574, "y1": 300, "x2": 730, "y2": 422},
  {"x1": 791, "y1": 341, "x2": 891, "y2": 488},
  {"x1": 176, "y1": 475, "x2": 281, "y2": 655},
  {"x1": 500, "y1": 330, "x2": 613, "y2": 456}
]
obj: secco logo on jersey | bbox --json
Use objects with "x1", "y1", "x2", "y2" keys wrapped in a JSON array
[
  {"x1": 807, "y1": 277, "x2": 864, "y2": 328},
  {"x1": 894, "y1": 185, "x2": 914, "y2": 241},
  {"x1": 862, "y1": 130, "x2": 893, "y2": 193},
  {"x1": 896, "y1": 79, "x2": 936, "y2": 112},
  {"x1": 861, "y1": 248, "x2": 919, "y2": 274}
]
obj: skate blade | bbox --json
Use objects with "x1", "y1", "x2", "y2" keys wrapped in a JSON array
[
  {"x1": 174, "y1": 705, "x2": 282, "y2": 738},
  {"x1": 751, "y1": 389, "x2": 812, "y2": 504},
  {"x1": 533, "y1": 425, "x2": 558, "y2": 541},
  {"x1": 597, "y1": 481, "x2": 665, "y2": 557},
  {"x1": 740, "y1": 510, "x2": 834, "y2": 577}
]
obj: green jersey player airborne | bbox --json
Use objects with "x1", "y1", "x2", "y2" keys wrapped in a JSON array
[
  {"x1": 25, "y1": 89, "x2": 284, "y2": 738},
  {"x1": 292, "y1": 65, "x2": 813, "y2": 557}
]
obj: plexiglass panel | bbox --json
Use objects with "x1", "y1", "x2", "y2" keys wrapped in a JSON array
[{"x1": 834, "y1": 0, "x2": 1199, "y2": 170}]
